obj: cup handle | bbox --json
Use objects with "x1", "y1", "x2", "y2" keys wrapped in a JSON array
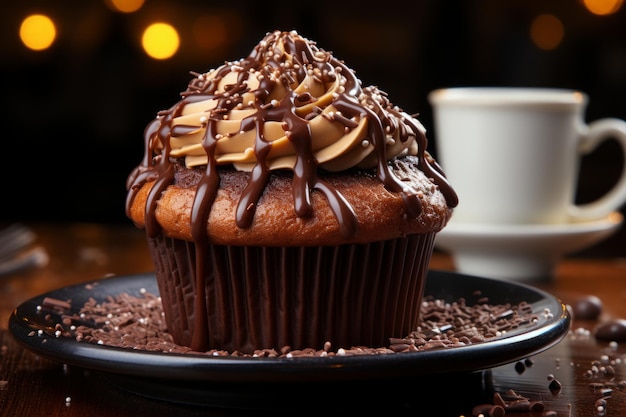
[{"x1": 570, "y1": 118, "x2": 626, "y2": 221}]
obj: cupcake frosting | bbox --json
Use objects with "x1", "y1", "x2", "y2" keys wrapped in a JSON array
[{"x1": 126, "y1": 30, "x2": 457, "y2": 240}]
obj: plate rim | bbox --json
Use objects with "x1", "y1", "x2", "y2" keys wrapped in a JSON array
[
  {"x1": 8, "y1": 270, "x2": 571, "y2": 383},
  {"x1": 438, "y1": 211, "x2": 623, "y2": 238}
]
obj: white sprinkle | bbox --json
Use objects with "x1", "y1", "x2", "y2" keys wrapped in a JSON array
[
  {"x1": 337, "y1": 348, "x2": 346, "y2": 356},
  {"x1": 543, "y1": 308, "x2": 554, "y2": 319},
  {"x1": 55, "y1": 330, "x2": 62, "y2": 338},
  {"x1": 574, "y1": 327, "x2": 591, "y2": 337},
  {"x1": 37, "y1": 329, "x2": 44, "y2": 336},
  {"x1": 199, "y1": 116, "x2": 207, "y2": 124}
]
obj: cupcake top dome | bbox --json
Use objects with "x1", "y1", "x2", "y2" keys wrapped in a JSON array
[{"x1": 126, "y1": 30, "x2": 457, "y2": 245}]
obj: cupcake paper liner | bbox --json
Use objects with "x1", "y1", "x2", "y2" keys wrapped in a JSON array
[{"x1": 148, "y1": 233, "x2": 435, "y2": 353}]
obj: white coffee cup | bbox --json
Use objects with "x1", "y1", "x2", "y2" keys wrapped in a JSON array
[{"x1": 428, "y1": 87, "x2": 626, "y2": 226}]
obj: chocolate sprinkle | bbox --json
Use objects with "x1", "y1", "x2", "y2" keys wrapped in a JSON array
[
  {"x1": 473, "y1": 390, "x2": 551, "y2": 416},
  {"x1": 49, "y1": 290, "x2": 541, "y2": 357}
]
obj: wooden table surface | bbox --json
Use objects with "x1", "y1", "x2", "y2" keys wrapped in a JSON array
[{"x1": 1, "y1": 222, "x2": 626, "y2": 416}]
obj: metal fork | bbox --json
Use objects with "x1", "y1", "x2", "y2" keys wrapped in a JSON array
[
  {"x1": 0, "y1": 223, "x2": 48, "y2": 276},
  {"x1": 0, "y1": 223, "x2": 37, "y2": 260}
]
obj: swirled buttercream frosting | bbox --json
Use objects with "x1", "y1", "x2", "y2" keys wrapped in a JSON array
[{"x1": 126, "y1": 30, "x2": 457, "y2": 240}]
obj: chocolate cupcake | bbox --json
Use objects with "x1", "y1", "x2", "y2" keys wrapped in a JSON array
[{"x1": 126, "y1": 30, "x2": 457, "y2": 354}]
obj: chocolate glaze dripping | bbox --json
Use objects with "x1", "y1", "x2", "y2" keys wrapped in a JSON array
[
  {"x1": 127, "y1": 30, "x2": 457, "y2": 237},
  {"x1": 125, "y1": 31, "x2": 458, "y2": 351}
]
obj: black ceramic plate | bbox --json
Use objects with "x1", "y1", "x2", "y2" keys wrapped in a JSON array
[{"x1": 9, "y1": 271, "x2": 570, "y2": 409}]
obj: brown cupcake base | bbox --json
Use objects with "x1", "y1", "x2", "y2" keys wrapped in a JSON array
[{"x1": 148, "y1": 233, "x2": 435, "y2": 354}]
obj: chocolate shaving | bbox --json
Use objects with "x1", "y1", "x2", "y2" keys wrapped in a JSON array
[{"x1": 47, "y1": 289, "x2": 543, "y2": 358}]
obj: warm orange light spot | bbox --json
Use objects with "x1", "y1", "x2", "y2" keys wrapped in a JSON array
[
  {"x1": 582, "y1": 0, "x2": 623, "y2": 15},
  {"x1": 106, "y1": 0, "x2": 145, "y2": 13},
  {"x1": 19, "y1": 14, "x2": 57, "y2": 51},
  {"x1": 142, "y1": 22, "x2": 180, "y2": 60},
  {"x1": 529, "y1": 14, "x2": 564, "y2": 51}
]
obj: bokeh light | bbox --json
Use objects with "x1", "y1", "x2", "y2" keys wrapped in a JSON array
[
  {"x1": 106, "y1": 0, "x2": 145, "y2": 13},
  {"x1": 582, "y1": 0, "x2": 623, "y2": 15},
  {"x1": 141, "y1": 22, "x2": 180, "y2": 60},
  {"x1": 106, "y1": 0, "x2": 144, "y2": 13},
  {"x1": 19, "y1": 14, "x2": 57, "y2": 51},
  {"x1": 529, "y1": 14, "x2": 564, "y2": 51}
]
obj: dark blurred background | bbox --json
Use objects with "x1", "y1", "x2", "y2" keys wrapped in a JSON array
[{"x1": 2, "y1": 0, "x2": 625, "y2": 254}]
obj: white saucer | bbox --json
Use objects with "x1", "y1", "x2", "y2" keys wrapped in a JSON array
[{"x1": 435, "y1": 212, "x2": 624, "y2": 281}]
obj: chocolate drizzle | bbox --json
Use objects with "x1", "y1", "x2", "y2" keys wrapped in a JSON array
[
  {"x1": 125, "y1": 30, "x2": 457, "y2": 351},
  {"x1": 127, "y1": 30, "x2": 456, "y2": 237}
]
